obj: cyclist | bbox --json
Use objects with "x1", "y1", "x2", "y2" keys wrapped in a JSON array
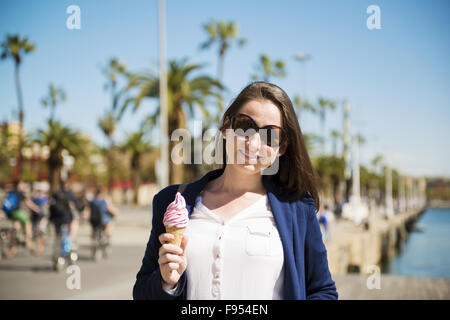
[
  {"x1": 1, "y1": 180, "x2": 41, "y2": 253},
  {"x1": 62, "y1": 181, "x2": 82, "y2": 247},
  {"x1": 30, "y1": 185, "x2": 48, "y2": 255},
  {"x1": 49, "y1": 181, "x2": 79, "y2": 269},
  {"x1": 89, "y1": 186, "x2": 117, "y2": 249}
]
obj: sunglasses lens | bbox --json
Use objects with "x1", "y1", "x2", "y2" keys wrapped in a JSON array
[
  {"x1": 232, "y1": 115, "x2": 257, "y2": 137},
  {"x1": 261, "y1": 128, "x2": 281, "y2": 147},
  {"x1": 231, "y1": 114, "x2": 283, "y2": 147}
]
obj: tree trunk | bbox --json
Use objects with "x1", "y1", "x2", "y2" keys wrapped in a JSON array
[
  {"x1": 48, "y1": 150, "x2": 63, "y2": 193},
  {"x1": 345, "y1": 178, "x2": 351, "y2": 202},
  {"x1": 332, "y1": 176, "x2": 340, "y2": 208},
  {"x1": 107, "y1": 137, "x2": 115, "y2": 193},
  {"x1": 169, "y1": 105, "x2": 186, "y2": 185},
  {"x1": 50, "y1": 104, "x2": 55, "y2": 122},
  {"x1": 321, "y1": 115, "x2": 326, "y2": 155},
  {"x1": 217, "y1": 52, "x2": 225, "y2": 82},
  {"x1": 131, "y1": 153, "x2": 141, "y2": 205},
  {"x1": 14, "y1": 62, "x2": 24, "y2": 180}
]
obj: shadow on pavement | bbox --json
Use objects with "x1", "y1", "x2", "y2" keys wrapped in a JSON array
[{"x1": 0, "y1": 264, "x2": 54, "y2": 273}]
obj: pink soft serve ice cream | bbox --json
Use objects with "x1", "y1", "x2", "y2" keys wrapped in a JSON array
[{"x1": 163, "y1": 192, "x2": 189, "y2": 246}]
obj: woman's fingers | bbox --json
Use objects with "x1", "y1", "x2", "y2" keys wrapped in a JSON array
[
  {"x1": 159, "y1": 233, "x2": 174, "y2": 244},
  {"x1": 158, "y1": 232, "x2": 188, "y2": 286},
  {"x1": 158, "y1": 252, "x2": 183, "y2": 265},
  {"x1": 158, "y1": 243, "x2": 183, "y2": 256},
  {"x1": 180, "y1": 234, "x2": 189, "y2": 254},
  {"x1": 167, "y1": 262, "x2": 180, "y2": 270}
]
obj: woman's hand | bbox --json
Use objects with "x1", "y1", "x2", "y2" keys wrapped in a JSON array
[{"x1": 158, "y1": 233, "x2": 188, "y2": 291}]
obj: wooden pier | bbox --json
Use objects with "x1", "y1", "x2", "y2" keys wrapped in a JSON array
[
  {"x1": 325, "y1": 208, "x2": 425, "y2": 275},
  {"x1": 325, "y1": 206, "x2": 450, "y2": 299}
]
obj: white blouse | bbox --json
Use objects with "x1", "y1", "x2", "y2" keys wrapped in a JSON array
[{"x1": 182, "y1": 193, "x2": 285, "y2": 300}]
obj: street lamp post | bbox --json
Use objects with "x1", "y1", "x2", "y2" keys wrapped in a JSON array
[
  {"x1": 295, "y1": 52, "x2": 311, "y2": 97},
  {"x1": 158, "y1": 0, "x2": 169, "y2": 189},
  {"x1": 343, "y1": 101, "x2": 352, "y2": 202},
  {"x1": 385, "y1": 166, "x2": 394, "y2": 218}
]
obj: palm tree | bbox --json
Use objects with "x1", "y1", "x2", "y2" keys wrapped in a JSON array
[
  {"x1": 41, "y1": 83, "x2": 66, "y2": 122},
  {"x1": 1, "y1": 34, "x2": 35, "y2": 179},
  {"x1": 330, "y1": 129, "x2": 341, "y2": 156},
  {"x1": 98, "y1": 110, "x2": 117, "y2": 190},
  {"x1": 293, "y1": 95, "x2": 316, "y2": 120},
  {"x1": 121, "y1": 130, "x2": 152, "y2": 204},
  {"x1": 370, "y1": 153, "x2": 384, "y2": 204},
  {"x1": 0, "y1": 121, "x2": 15, "y2": 180},
  {"x1": 303, "y1": 133, "x2": 322, "y2": 157},
  {"x1": 317, "y1": 97, "x2": 336, "y2": 154},
  {"x1": 36, "y1": 121, "x2": 85, "y2": 193},
  {"x1": 252, "y1": 54, "x2": 286, "y2": 82},
  {"x1": 102, "y1": 57, "x2": 128, "y2": 114},
  {"x1": 360, "y1": 165, "x2": 379, "y2": 199},
  {"x1": 122, "y1": 58, "x2": 223, "y2": 184},
  {"x1": 98, "y1": 111, "x2": 116, "y2": 149},
  {"x1": 371, "y1": 154, "x2": 383, "y2": 175},
  {"x1": 313, "y1": 155, "x2": 345, "y2": 207},
  {"x1": 98, "y1": 58, "x2": 128, "y2": 190},
  {"x1": 355, "y1": 133, "x2": 366, "y2": 146},
  {"x1": 199, "y1": 20, "x2": 246, "y2": 82}
]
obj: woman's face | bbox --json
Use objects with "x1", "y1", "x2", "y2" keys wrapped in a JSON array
[{"x1": 223, "y1": 99, "x2": 284, "y2": 175}]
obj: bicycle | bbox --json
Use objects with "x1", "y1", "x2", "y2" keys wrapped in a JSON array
[
  {"x1": 52, "y1": 223, "x2": 78, "y2": 272},
  {"x1": 31, "y1": 214, "x2": 46, "y2": 256},
  {"x1": 91, "y1": 224, "x2": 111, "y2": 262},
  {"x1": 0, "y1": 219, "x2": 27, "y2": 259}
]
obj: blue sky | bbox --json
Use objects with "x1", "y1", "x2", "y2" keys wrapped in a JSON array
[{"x1": 1, "y1": 0, "x2": 449, "y2": 177}]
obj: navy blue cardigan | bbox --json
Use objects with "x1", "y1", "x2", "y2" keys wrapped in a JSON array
[{"x1": 133, "y1": 168, "x2": 338, "y2": 300}]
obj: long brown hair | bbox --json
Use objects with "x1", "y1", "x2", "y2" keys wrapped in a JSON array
[{"x1": 217, "y1": 81, "x2": 320, "y2": 211}]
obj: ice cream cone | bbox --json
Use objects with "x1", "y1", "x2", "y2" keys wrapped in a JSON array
[
  {"x1": 163, "y1": 192, "x2": 189, "y2": 247},
  {"x1": 165, "y1": 226, "x2": 186, "y2": 247}
]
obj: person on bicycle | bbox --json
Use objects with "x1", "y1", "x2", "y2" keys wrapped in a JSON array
[
  {"x1": 29, "y1": 185, "x2": 48, "y2": 255},
  {"x1": 2, "y1": 180, "x2": 41, "y2": 251},
  {"x1": 61, "y1": 180, "x2": 82, "y2": 247},
  {"x1": 30, "y1": 185, "x2": 48, "y2": 233},
  {"x1": 89, "y1": 186, "x2": 117, "y2": 245},
  {"x1": 49, "y1": 180, "x2": 79, "y2": 262}
]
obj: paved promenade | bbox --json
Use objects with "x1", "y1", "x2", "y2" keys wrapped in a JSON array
[
  {"x1": 0, "y1": 205, "x2": 152, "y2": 300},
  {"x1": 333, "y1": 274, "x2": 450, "y2": 299},
  {"x1": 1, "y1": 205, "x2": 449, "y2": 299}
]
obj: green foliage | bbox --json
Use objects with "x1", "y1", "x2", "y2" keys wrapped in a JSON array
[
  {"x1": 41, "y1": 83, "x2": 66, "y2": 121},
  {"x1": 37, "y1": 120, "x2": 86, "y2": 158},
  {"x1": 1, "y1": 34, "x2": 35, "y2": 64},
  {"x1": 122, "y1": 57, "x2": 224, "y2": 127},
  {"x1": 98, "y1": 110, "x2": 117, "y2": 142},
  {"x1": 313, "y1": 155, "x2": 345, "y2": 182},
  {"x1": 252, "y1": 54, "x2": 286, "y2": 81}
]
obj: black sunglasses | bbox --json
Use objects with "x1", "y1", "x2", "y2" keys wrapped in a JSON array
[{"x1": 229, "y1": 113, "x2": 285, "y2": 147}]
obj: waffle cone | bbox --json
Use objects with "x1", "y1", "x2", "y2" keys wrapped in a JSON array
[{"x1": 165, "y1": 226, "x2": 186, "y2": 247}]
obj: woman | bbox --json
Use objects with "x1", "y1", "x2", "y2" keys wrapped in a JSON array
[{"x1": 133, "y1": 81, "x2": 338, "y2": 300}]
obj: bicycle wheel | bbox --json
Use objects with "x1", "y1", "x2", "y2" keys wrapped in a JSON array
[
  {"x1": 32, "y1": 230, "x2": 45, "y2": 256},
  {"x1": 92, "y1": 228, "x2": 101, "y2": 262},
  {"x1": 0, "y1": 229, "x2": 9, "y2": 259},
  {"x1": 3, "y1": 228, "x2": 19, "y2": 259}
]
